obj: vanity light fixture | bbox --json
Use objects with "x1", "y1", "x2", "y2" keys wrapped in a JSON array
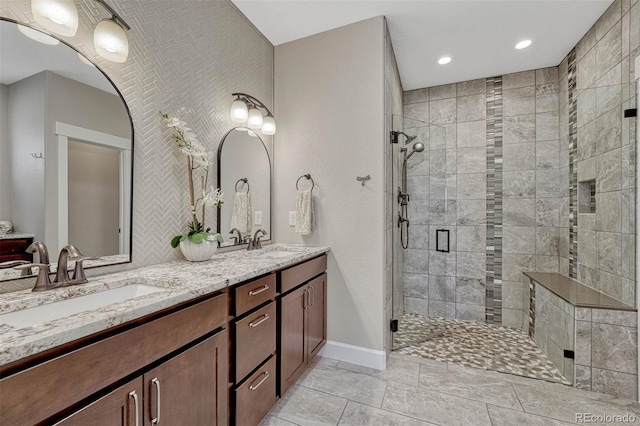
[
  {"x1": 30, "y1": 0, "x2": 131, "y2": 63},
  {"x1": 17, "y1": 25, "x2": 60, "y2": 45},
  {"x1": 229, "y1": 93, "x2": 277, "y2": 135},
  {"x1": 515, "y1": 39, "x2": 532, "y2": 50},
  {"x1": 438, "y1": 56, "x2": 452, "y2": 65},
  {"x1": 92, "y1": 0, "x2": 130, "y2": 63},
  {"x1": 31, "y1": 0, "x2": 78, "y2": 37}
]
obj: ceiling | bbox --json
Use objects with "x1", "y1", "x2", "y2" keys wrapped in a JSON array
[
  {"x1": 0, "y1": 21, "x2": 116, "y2": 94},
  {"x1": 232, "y1": 0, "x2": 613, "y2": 90}
]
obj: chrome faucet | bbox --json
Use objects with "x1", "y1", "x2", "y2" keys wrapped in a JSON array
[
  {"x1": 229, "y1": 228, "x2": 243, "y2": 245},
  {"x1": 248, "y1": 229, "x2": 268, "y2": 250}
]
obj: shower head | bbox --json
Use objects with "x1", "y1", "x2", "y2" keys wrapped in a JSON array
[
  {"x1": 404, "y1": 135, "x2": 417, "y2": 144},
  {"x1": 405, "y1": 142, "x2": 425, "y2": 161}
]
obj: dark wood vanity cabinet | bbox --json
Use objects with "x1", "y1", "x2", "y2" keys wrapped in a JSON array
[
  {"x1": 0, "y1": 237, "x2": 33, "y2": 262},
  {"x1": 0, "y1": 292, "x2": 229, "y2": 426},
  {"x1": 0, "y1": 253, "x2": 328, "y2": 426},
  {"x1": 279, "y1": 258, "x2": 327, "y2": 396}
]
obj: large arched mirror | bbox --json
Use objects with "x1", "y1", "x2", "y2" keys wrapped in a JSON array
[
  {"x1": 217, "y1": 128, "x2": 270, "y2": 246},
  {"x1": 0, "y1": 19, "x2": 133, "y2": 281}
]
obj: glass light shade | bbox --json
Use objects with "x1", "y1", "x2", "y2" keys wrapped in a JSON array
[
  {"x1": 94, "y1": 18, "x2": 129, "y2": 63},
  {"x1": 17, "y1": 25, "x2": 60, "y2": 45},
  {"x1": 31, "y1": 0, "x2": 78, "y2": 37},
  {"x1": 247, "y1": 107, "x2": 263, "y2": 129},
  {"x1": 230, "y1": 99, "x2": 248, "y2": 123},
  {"x1": 261, "y1": 116, "x2": 276, "y2": 135},
  {"x1": 247, "y1": 130, "x2": 258, "y2": 137}
]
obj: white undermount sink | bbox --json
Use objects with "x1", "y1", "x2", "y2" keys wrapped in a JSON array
[
  {"x1": 259, "y1": 250, "x2": 300, "y2": 259},
  {"x1": 0, "y1": 284, "x2": 165, "y2": 328}
]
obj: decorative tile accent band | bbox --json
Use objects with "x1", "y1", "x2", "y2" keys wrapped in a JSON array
[
  {"x1": 568, "y1": 49, "x2": 578, "y2": 278},
  {"x1": 485, "y1": 76, "x2": 503, "y2": 324}
]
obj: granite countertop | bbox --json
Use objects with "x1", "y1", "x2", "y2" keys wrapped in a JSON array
[
  {"x1": 0, "y1": 232, "x2": 35, "y2": 240},
  {"x1": 0, "y1": 244, "x2": 330, "y2": 366},
  {"x1": 524, "y1": 272, "x2": 636, "y2": 312}
]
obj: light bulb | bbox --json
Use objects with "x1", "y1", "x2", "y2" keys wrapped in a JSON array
[
  {"x1": 247, "y1": 107, "x2": 263, "y2": 129},
  {"x1": 17, "y1": 25, "x2": 60, "y2": 45},
  {"x1": 230, "y1": 99, "x2": 248, "y2": 123},
  {"x1": 438, "y1": 56, "x2": 452, "y2": 65},
  {"x1": 31, "y1": 0, "x2": 78, "y2": 37},
  {"x1": 261, "y1": 115, "x2": 276, "y2": 135},
  {"x1": 94, "y1": 18, "x2": 129, "y2": 63}
]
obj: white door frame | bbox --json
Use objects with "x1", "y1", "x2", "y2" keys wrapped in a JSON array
[
  {"x1": 54, "y1": 122, "x2": 131, "y2": 254},
  {"x1": 635, "y1": 55, "x2": 639, "y2": 402}
]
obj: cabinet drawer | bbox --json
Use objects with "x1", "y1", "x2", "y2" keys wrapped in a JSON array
[
  {"x1": 235, "y1": 356, "x2": 277, "y2": 426},
  {"x1": 235, "y1": 274, "x2": 276, "y2": 316},
  {"x1": 280, "y1": 254, "x2": 327, "y2": 294},
  {"x1": 235, "y1": 302, "x2": 276, "y2": 381}
]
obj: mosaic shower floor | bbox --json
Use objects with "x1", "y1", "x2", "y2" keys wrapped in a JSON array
[{"x1": 394, "y1": 313, "x2": 571, "y2": 385}]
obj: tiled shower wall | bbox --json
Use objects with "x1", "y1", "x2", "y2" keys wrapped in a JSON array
[
  {"x1": 403, "y1": 0, "x2": 638, "y2": 326},
  {"x1": 0, "y1": 0, "x2": 273, "y2": 292},
  {"x1": 569, "y1": 0, "x2": 638, "y2": 304}
]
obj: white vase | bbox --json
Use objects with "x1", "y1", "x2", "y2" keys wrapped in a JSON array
[{"x1": 179, "y1": 239, "x2": 218, "y2": 262}]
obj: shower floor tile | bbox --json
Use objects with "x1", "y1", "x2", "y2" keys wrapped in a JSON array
[{"x1": 394, "y1": 313, "x2": 571, "y2": 385}]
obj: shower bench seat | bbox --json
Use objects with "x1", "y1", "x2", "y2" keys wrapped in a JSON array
[{"x1": 523, "y1": 272, "x2": 637, "y2": 400}]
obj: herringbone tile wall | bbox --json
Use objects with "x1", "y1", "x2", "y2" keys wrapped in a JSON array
[{"x1": 0, "y1": 0, "x2": 273, "y2": 292}]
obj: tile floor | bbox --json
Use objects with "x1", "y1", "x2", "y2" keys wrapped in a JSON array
[
  {"x1": 394, "y1": 314, "x2": 569, "y2": 384},
  {"x1": 262, "y1": 354, "x2": 640, "y2": 426}
]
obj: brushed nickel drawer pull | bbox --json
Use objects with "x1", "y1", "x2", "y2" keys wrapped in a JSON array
[
  {"x1": 151, "y1": 377, "x2": 161, "y2": 424},
  {"x1": 249, "y1": 313, "x2": 270, "y2": 328},
  {"x1": 248, "y1": 284, "x2": 270, "y2": 296},
  {"x1": 128, "y1": 390, "x2": 139, "y2": 426},
  {"x1": 249, "y1": 371, "x2": 270, "y2": 391}
]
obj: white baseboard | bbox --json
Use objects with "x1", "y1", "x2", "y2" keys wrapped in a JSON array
[{"x1": 318, "y1": 340, "x2": 387, "y2": 370}]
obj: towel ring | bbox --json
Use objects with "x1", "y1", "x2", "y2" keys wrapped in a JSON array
[
  {"x1": 296, "y1": 174, "x2": 314, "y2": 191},
  {"x1": 235, "y1": 178, "x2": 250, "y2": 193}
]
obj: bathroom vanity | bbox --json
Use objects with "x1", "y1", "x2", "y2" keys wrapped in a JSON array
[{"x1": 0, "y1": 245, "x2": 328, "y2": 425}]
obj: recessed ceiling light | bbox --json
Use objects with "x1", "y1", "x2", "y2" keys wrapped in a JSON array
[
  {"x1": 515, "y1": 40, "x2": 532, "y2": 50},
  {"x1": 438, "y1": 56, "x2": 452, "y2": 65}
]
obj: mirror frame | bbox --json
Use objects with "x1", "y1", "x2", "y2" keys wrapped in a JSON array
[
  {"x1": 216, "y1": 127, "x2": 272, "y2": 246},
  {"x1": 0, "y1": 17, "x2": 135, "y2": 276}
]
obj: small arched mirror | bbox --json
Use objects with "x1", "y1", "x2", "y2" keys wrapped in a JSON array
[
  {"x1": 0, "y1": 19, "x2": 133, "y2": 282},
  {"x1": 217, "y1": 128, "x2": 271, "y2": 246}
]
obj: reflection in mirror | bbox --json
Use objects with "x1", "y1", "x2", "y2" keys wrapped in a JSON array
[
  {"x1": 217, "y1": 128, "x2": 271, "y2": 246},
  {"x1": 0, "y1": 20, "x2": 133, "y2": 281}
]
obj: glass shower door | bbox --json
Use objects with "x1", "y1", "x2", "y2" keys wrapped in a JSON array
[{"x1": 391, "y1": 114, "x2": 450, "y2": 350}]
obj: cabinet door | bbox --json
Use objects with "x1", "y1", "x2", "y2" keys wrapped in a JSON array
[
  {"x1": 307, "y1": 273, "x2": 327, "y2": 359},
  {"x1": 279, "y1": 284, "x2": 308, "y2": 395},
  {"x1": 144, "y1": 329, "x2": 228, "y2": 426},
  {"x1": 55, "y1": 378, "x2": 143, "y2": 426}
]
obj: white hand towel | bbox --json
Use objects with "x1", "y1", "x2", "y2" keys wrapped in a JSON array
[
  {"x1": 231, "y1": 192, "x2": 252, "y2": 234},
  {"x1": 295, "y1": 189, "x2": 314, "y2": 235}
]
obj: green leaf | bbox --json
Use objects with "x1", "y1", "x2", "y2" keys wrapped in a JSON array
[
  {"x1": 189, "y1": 233, "x2": 204, "y2": 244},
  {"x1": 170, "y1": 235, "x2": 182, "y2": 248}
]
